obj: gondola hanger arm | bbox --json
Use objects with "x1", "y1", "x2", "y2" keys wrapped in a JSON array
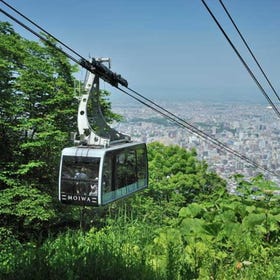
[{"x1": 76, "y1": 58, "x2": 130, "y2": 147}]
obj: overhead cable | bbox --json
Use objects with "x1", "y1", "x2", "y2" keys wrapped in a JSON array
[
  {"x1": 219, "y1": 0, "x2": 280, "y2": 103},
  {"x1": 1, "y1": 0, "x2": 83, "y2": 61},
  {"x1": 0, "y1": 1, "x2": 127, "y2": 87},
  {"x1": 122, "y1": 86, "x2": 279, "y2": 177},
  {"x1": 0, "y1": 2, "x2": 278, "y2": 178},
  {"x1": 201, "y1": 0, "x2": 280, "y2": 119}
]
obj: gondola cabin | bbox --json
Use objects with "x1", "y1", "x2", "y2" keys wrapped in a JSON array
[{"x1": 59, "y1": 142, "x2": 148, "y2": 206}]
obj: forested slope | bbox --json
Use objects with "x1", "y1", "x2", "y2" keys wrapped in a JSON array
[{"x1": 1, "y1": 22, "x2": 280, "y2": 279}]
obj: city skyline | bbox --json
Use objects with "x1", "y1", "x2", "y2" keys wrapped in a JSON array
[{"x1": 113, "y1": 101, "x2": 280, "y2": 185}]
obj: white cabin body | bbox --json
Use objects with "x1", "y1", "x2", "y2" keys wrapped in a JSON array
[{"x1": 59, "y1": 142, "x2": 148, "y2": 206}]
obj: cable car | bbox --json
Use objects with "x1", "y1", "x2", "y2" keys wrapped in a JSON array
[
  {"x1": 59, "y1": 142, "x2": 148, "y2": 206},
  {"x1": 58, "y1": 58, "x2": 148, "y2": 206}
]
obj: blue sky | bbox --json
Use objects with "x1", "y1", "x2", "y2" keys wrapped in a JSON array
[{"x1": 2, "y1": 0, "x2": 280, "y2": 103}]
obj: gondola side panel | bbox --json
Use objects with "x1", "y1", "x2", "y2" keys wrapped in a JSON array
[{"x1": 101, "y1": 143, "x2": 148, "y2": 205}]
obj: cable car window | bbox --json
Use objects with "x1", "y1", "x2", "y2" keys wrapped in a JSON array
[
  {"x1": 136, "y1": 147, "x2": 148, "y2": 187},
  {"x1": 115, "y1": 149, "x2": 137, "y2": 190},
  {"x1": 101, "y1": 144, "x2": 148, "y2": 205},
  {"x1": 60, "y1": 155, "x2": 100, "y2": 205},
  {"x1": 101, "y1": 154, "x2": 114, "y2": 204}
]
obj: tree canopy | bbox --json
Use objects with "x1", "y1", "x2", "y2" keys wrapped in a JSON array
[{"x1": 0, "y1": 21, "x2": 119, "y2": 241}]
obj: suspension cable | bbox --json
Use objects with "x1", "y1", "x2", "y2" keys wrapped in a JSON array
[
  {"x1": 0, "y1": 7, "x2": 81, "y2": 64},
  {"x1": 201, "y1": 0, "x2": 280, "y2": 119},
  {"x1": 0, "y1": 2, "x2": 127, "y2": 87},
  {"x1": 219, "y1": 0, "x2": 280, "y2": 103},
  {"x1": 121, "y1": 85, "x2": 279, "y2": 177},
  {"x1": 1, "y1": 3, "x2": 278, "y2": 178},
  {"x1": 1, "y1": 0, "x2": 84, "y2": 61}
]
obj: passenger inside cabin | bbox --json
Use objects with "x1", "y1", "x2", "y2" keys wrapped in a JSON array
[
  {"x1": 89, "y1": 179, "x2": 98, "y2": 196},
  {"x1": 74, "y1": 167, "x2": 88, "y2": 195}
]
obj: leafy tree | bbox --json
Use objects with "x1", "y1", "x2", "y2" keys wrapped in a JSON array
[
  {"x1": 147, "y1": 142, "x2": 226, "y2": 206},
  {"x1": 0, "y1": 22, "x2": 24, "y2": 179},
  {"x1": 0, "y1": 21, "x2": 121, "y2": 241},
  {"x1": 0, "y1": 21, "x2": 78, "y2": 240}
]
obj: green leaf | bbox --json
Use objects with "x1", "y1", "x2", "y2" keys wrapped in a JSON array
[
  {"x1": 243, "y1": 213, "x2": 266, "y2": 229},
  {"x1": 179, "y1": 203, "x2": 203, "y2": 218}
]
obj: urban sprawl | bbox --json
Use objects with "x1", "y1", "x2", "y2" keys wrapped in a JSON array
[{"x1": 113, "y1": 101, "x2": 280, "y2": 187}]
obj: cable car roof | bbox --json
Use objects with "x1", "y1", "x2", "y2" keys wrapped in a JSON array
[{"x1": 62, "y1": 142, "x2": 146, "y2": 157}]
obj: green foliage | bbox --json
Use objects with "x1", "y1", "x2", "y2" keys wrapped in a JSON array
[
  {"x1": 0, "y1": 185, "x2": 55, "y2": 237},
  {"x1": 1, "y1": 21, "x2": 280, "y2": 280},
  {"x1": 0, "y1": 225, "x2": 160, "y2": 280},
  {"x1": 2, "y1": 193, "x2": 280, "y2": 280},
  {"x1": 0, "y1": 21, "x2": 78, "y2": 241},
  {"x1": 99, "y1": 89, "x2": 124, "y2": 124},
  {"x1": 142, "y1": 142, "x2": 226, "y2": 218}
]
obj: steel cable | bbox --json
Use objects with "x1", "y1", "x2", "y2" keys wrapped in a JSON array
[
  {"x1": 201, "y1": 0, "x2": 280, "y2": 119},
  {"x1": 120, "y1": 85, "x2": 279, "y2": 177},
  {"x1": 219, "y1": 0, "x2": 280, "y2": 103},
  {"x1": 1, "y1": 2, "x2": 279, "y2": 178}
]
